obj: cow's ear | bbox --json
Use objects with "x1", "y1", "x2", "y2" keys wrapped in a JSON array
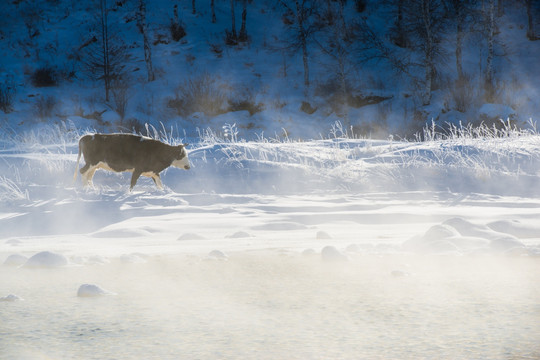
[{"x1": 183, "y1": 143, "x2": 189, "y2": 147}]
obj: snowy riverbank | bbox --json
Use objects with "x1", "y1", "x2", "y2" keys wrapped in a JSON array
[{"x1": 1, "y1": 126, "x2": 540, "y2": 359}]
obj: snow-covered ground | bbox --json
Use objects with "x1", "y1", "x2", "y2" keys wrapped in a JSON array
[
  {"x1": 1, "y1": 125, "x2": 540, "y2": 359},
  {"x1": 2, "y1": 0, "x2": 540, "y2": 357}
]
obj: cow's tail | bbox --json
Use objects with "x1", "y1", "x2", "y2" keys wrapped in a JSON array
[{"x1": 72, "y1": 138, "x2": 83, "y2": 184}]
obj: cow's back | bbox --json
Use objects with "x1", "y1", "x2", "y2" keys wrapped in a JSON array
[{"x1": 80, "y1": 134, "x2": 149, "y2": 171}]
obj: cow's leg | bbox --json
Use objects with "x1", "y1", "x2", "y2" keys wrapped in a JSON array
[
  {"x1": 80, "y1": 163, "x2": 91, "y2": 175},
  {"x1": 81, "y1": 164, "x2": 98, "y2": 187},
  {"x1": 130, "y1": 170, "x2": 142, "y2": 191},
  {"x1": 150, "y1": 173, "x2": 164, "y2": 190}
]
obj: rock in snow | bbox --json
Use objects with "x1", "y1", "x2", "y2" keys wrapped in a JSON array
[
  {"x1": 316, "y1": 231, "x2": 332, "y2": 240},
  {"x1": 5, "y1": 239, "x2": 22, "y2": 245},
  {"x1": 207, "y1": 250, "x2": 229, "y2": 260},
  {"x1": 77, "y1": 284, "x2": 114, "y2": 297},
  {"x1": 226, "y1": 231, "x2": 253, "y2": 239},
  {"x1": 443, "y1": 218, "x2": 506, "y2": 240},
  {"x1": 423, "y1": 224, "x2": 460, "y2": 240},
  {"x1": 487, "y1": 220, "x2": 540, "y2": 239},
  {"x1": 3, "y1": 254, "x2": 28, "y2": 267},
  {"x1": 404, "y1": 218, "x2": 532, "y2": 255},
  {"x1": 23, "y1": 251, "x2": 68, "y2": 268},
  {"x1": 321, "y1": 246, "x2": 348, "y2": 262},
  {"x1": 177, "y1": 233, "x2": 207, "y2": 241},
  {"x1": 0, "y1": 294, "x2": 23, "y2": 302},
  {"x1": 253, "y1": 222, "x2": 308, "y2": 231}
]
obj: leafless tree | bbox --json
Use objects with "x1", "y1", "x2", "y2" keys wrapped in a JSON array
[
  {"x1": 420, "y1": 0, "x2": 435, "y2": 105},
  {"x1": 239, "y1": 0, "x2": 248, "y2": 42},
  {"x1": 99, "y1": 0, "x2": 112, "y2": 101},
  {"x1": 0, "y1": 77, "x2": 15, "y2": 114},
  {"x1": 484, "y1": 0, "x2": 496, "y2": 102},
  {"x1": 20, "y1": 4, "x2": 44, "y2": 60},
  {"x1": 391, "y1": 0, "x2": 409, "y2": 48},
  {"x1": 358, "y1": 0, "x2": 451, "y2": 106},
  {"x1": 277, "y1": 0, "x2": 320, "y2": 90},
  {"x1": 82, "y1": 0, "x2": 129, "y2": 102},
  {"x1": 402, "y1": 0, "x2": 450, "y2": 105},
  {"x1": 355, "y1": 14, "x2": 412, "y2": 78},
  {"x1": 110, "y1": 78, "x2": 130, "y2": 125},
  {"x1": 228, "y1": 0, "x2": 238, "y2": 44},
  {"x1": 137, "y1": 0, "x2": 155, "y2": 82},
  {"x1": 211, "y1": 0, "x2": 217, "y2": 23},
  {"x1": 450, "y1": 0, "x2": 474, "y2": 82},
  {"x1": 315, "y1": 0, "x2": 358, "y2": 119},
  {"x1": 526, "y1": 0, "x2": 539, "y2": 40}
]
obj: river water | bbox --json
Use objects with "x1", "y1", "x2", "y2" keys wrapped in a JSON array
[{"x1": 1, "y1": 252, "x2": 539, "y2": 359}]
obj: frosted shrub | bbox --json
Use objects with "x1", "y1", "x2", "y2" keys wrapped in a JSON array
[
  {"x1": 170, "y1": 19, "x2": 186, "y2": 42},
  {"x1": 167, "y1": 73, "x2": 229, "y2": 117},
  {"x1": 111, "y1": 79, "x2": 129, "y2": 123},
  {"x1": 34, "y1": 95, "x2": 58, "y2": 121},
  {"x1": 228, "y1": 96, "x2": 264, "y2": 115},
  {"x1": 30, "y1": 66, "x2": 58, "y2": 87},
  {"x1": 0, "y1": 80, "x2": 15, "y2": 113},
  {"x1": 451, "y1": 74, "x2": 477, "y2": 113},
  {"x1": 170, "y1": 4, "x2": 186, "y2": 42}
]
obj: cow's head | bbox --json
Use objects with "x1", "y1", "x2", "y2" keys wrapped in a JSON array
[{"x1": 171, "y1": 143, "x2": 191, "y2": 170}]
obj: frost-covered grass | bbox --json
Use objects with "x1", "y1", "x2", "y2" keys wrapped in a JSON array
[
  {"x1": 180, "y1": 121, "x2": 540, "y2": 195},
  {"x1": 420, "y1": 119, "x2": 538, "y2": 141},
  {"x1": 0, "y1": 122, "x2": 539, "y2": 197},
  {"x1": 0, "y1": 175, "x2": 28, "y2": 202}
]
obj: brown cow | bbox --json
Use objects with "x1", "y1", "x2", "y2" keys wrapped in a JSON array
[{"x1": 73, "y1": 133, "x2": 190, "y2": 190}]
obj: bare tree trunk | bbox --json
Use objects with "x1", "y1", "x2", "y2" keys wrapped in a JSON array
[
  {"x1": 230, "y1": 0, "x2": 237, "y2": 39},
  {"x1": 295, "y1": 0, "x2": 309, "y2": 89},
  {"x1": 338, "y1": 57, "x2": 349, "y2": 128},
  {"x1": 174, "y1": 3, "x2": 179, "y2": 24},
  {"x1": 211, "y1": 0, "x2": 216, "y2": 23},
  {"x1": 485, "y1": 0, "x2": 495, "y2": 101},
  {"x1": 100, "y1": 0, "x2": 110, "y2": 102},
  {"x1": 277, "y1": 0, "x2": 314, "y2": 92},
  {"x1": 301, "y1": 41, "x2": 309, "y2": 89},
  {"x1": 421, "y1": 0, "x2": 434, "y2": 106},
  {"x1": 239, "y1": 0, "x2": 248, "y2": 42},
  {"x1": 394, "y1": 0, "x2": 407, "y2": 47},
  {"x1": 526, "y1": 0, "x2": 537, "y2": 40},
  {"x1": 455, "y1": 1, "x2": 464, "y2": 81},
  {"x1": 137, "y1": 0, "x2": 155, "y2": 82},
  {"x1": 192, "y1": 0, "x2": 196, "y2": 15},
  {"x1": 497, "y1": 0, "x2": 503, "y2": 17}
]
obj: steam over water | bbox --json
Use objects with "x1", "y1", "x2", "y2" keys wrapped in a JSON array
[{"x1": 1, "y1": 253, "x2": 539, "y2": 359}]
